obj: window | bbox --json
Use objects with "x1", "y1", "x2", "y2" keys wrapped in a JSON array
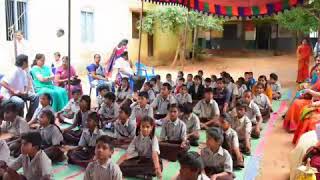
[
  {"x1": 81, "y1": 11, "x2": 94, "y2": 43},
  {"x1": 5, "y1": 0, "x2": 28, "y2": 41},
  {"x1": 132, "y1": 12, "x2": 140, "y2": 39},
  {"x1": 223, "y1": 24, "x2": 237, "y2": 40}
]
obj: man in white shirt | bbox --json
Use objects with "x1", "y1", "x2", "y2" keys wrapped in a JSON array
[
  {"x1": 1, "y1": 54, "x2": 39, "y2": 121},
  {"x1": 112, "y1": 51, "x2": 133, "y2": 81}
]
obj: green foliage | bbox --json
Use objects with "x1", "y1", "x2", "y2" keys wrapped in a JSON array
[
  {"x1": 276, "y1": 7, "x2": 319, "y2": 33},
  {"x1": 139, "y1": 6, "x2": 224, "y2": 35}
]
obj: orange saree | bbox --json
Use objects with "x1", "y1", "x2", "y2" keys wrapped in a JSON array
[
  {"x1": 297, "y1": 44, "x2": 311, "y2": 83},
  {"x1": 283, "y1": 99, "x2": 311, "y2": 132}
]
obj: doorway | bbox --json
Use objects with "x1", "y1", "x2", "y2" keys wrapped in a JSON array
[{"x1": 256, "y1": 24, "x2": 272, "y2": 50}]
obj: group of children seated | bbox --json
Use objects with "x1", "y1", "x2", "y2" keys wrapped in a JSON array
[{"x1": 0, "y1": 70, "x2": 282, "y2": 180}]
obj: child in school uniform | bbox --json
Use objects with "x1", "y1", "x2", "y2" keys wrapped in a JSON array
[
  {"x1": 130, "y1": 91, "x2": 153, "y2": 123},
  {"x1": 213, "y1": 78, "x2": 231, "y2": 113},
  {"x1": 155, "y1": 75, "x2": 163, "y2": 94},
  {"x1": 269, "y1": 73, "x2": 282, "y2": 100},
  {"x1": 204, "y1": 78, "x2": 214, "y2": 89},
  {"x1": 67, "y1": 112, "x2": 104, "y2": 167},
  {"x1": 224, "y1": 74, "x2": 239, "y2": 110},
  {"x1": 117, "y1": 116, "x2": 162, "y2": 179},
  {"x1": 176, "y1": 71, "x2": 184, "y2": 85},
  {"x1": 159, "y1": 104, "x2": 189, "y2": 161},
  {"x1": 1, "y1": 103, "x2": 29, "y2": 157},
  {"x1": 96, "y1": 84, "x2": 110, "y2": 109},
  {"x1": 57, "y1": 88, "x2": 81, "y2": 123},
  {"x1": 38, "y1": 110, "x2": 64, "y2": 163},
  {"x1": 231, "y1": 102, "x2": 252, "y2": 155},
  {"x1": 174, "y1": 78, "x2": 185, "y2": 94},
  {"x1": 151, "y1": 83, "x2": 177, "y2": 121},
  {"x1": 149, "y1": 78, "x2": 159, "y2": 95},
  {"x1": 166, "y1": 73, "x2": 175, "y2": 88},
  {"x1": 115, "y1": 77, "x2": 132, "y2": 105},
  {"x1": 180, "y1": 103, "x2": 201, "y2": 146},
  {"x1": 1, "y1": 132, "x2": 52, "y2": 180},
  {"x1": 189, "y1": 75, "x2": 205, "y2": 102},
  {"x1": 175, "y1": 84, "x2": 192, "y2": 106},
  {"x1": 211, "y1": 75, "x2": 217, "y2": 88},
  {"x1": 112, "y1": 105, "x2": 136, "y2": 147},
  {"x1": 84, "y1": 135, "x2": 122, "y2": 180},
  {"x1": 201, "y1": 127, "x2": 234, "y2": 180},
  {"x1": 28, "y1": 93, "x2": 55, "y2": 127},
  {"x1": 0, "y1": 140, "x2": 10, "y2": 164},
  {"x1": 141, "y1": 81, "x2": 156, "y2": 103},
  {"x1": 63, "y1": 95, "x2": 91, "y2": 145},
  {"x1": 244, "y1": 72, "x2": 256, "y2": 90},
  {"x1": 176, "y1": 151, "x2": 210, "y2": 180},
  {"x1": 186, "y1": 74, "x2": 194, "y2": 90},
  {"x1": 241, "y1": 90, "x2": 262, "y2": 139},
  {"x1": 236, "y1": 77, "x2": 247, "y2": 99},
  {"x1": 253, "y1": 82, "x2": 272, "y2": 123},
  {"x1": 193, "y1": 88, "x2": 220, "y2": 128},
  {"x1": 98, "y1": 92, "x2": 120, "y2": 127},
  {"x1": 198, "y1": 70, "x2": 204, "y2": 82},
  {"x1": 219, "y1": 113, "x2": 244, "y2": 169}
]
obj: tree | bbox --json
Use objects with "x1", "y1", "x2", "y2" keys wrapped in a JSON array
[
  {"x1": 140, "y1": 6, "x2": 224, "y2": 67},
  {"x1": 276, "y1": 1, "x2": 320, "y2": 36}
]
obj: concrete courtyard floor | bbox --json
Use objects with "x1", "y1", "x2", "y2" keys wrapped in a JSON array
[{"x1": 154, "y1": 53, "x2": 301, "y2": 180}]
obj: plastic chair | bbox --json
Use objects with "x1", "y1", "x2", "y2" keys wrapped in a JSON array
[
  {"x1": 135, "y1": 62, "x2": 155, "y2": 81},
  {"x1": 86, "y1": 65, "x2": 96, "y2": 96}
]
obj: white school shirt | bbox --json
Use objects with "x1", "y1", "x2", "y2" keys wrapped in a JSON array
[
  {"x1": 113, "y1": 57, "x2": 133, "y2": 78},
  {"x1": 0, "y1": 140, "x2": 10, "y2": 163},
  {"x1": 1, "y1": 66, "x2": 29, "y2": 99}
]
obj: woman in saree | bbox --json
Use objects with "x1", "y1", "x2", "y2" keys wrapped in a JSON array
[
  {"x1": 105, "y1": 39, "x2": 128, "y2": 78},
  {"x1": 309, "y1": 56, "x2": 320, "y2": 85},
  {"x1": 283, "y1": 78, "x2": 320, "y2": 132},
  {"x1": 296, "y1": 38, "x2": 312, "y2": 83},
  {"x1": 30, "y1": 54, "x2": 68, "y2": 112},
  {"x1": 292, "y1": 89, "x2": 320, "y2": 144},
  {"x1": 54, "y1": 56, "x2": 82, "y2": 97}
]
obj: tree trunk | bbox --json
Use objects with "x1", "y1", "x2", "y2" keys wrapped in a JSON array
[
  {"x1": 171, "y1": 40, "x2": 181, "y2": 67},
  {"x1": 192, "y1": 27, "x2": 198, "y2": 62}
]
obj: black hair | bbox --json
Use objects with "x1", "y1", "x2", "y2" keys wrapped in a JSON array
[
  {"x1": 97, "y1": 84, "x2": 110, "y2": 93},
  {"x1": 178, "y1": 71, "x2": 184, "y2": 77},
  {"x1": 39, "y1": 110, "x2": 63, "y2": 133},
  {"x1": 120, "y1": 105, "x2": 132, "y2": 116},
  {"x1": 31, "y1": 53, "x2": 45, "y2": 67},
  {"x1": 204, "y1": 88, "x2": 213, "y2": 94},
  {"x1": 21, "y1": 132, "x2": 42, "y2": 150},
  {"x1": 216, "y1": 78, "x2": 225, "y2": 84},
  {"x1": 155, "y1": 75, "x2": 161, "y2": 80},
  {"x1": 179, "y1": 77, "x2": 185, "y2": 82},
  {"x1": 166, "y1": 73, "x2": 172, "y2": 77},
  {"x1": 181, "y1": 103, "x2": 193, "y2": 114},
  {"x1": 54, "y1": 52, "x2": 61, "y2": 57},
  {"x1": 162, "y1": 82, "x2": 172, "y2": 91},
  {"x1": 104, "y1": 92, "x2": 116, "y2": 103},
  {"x1": 244, "y1": 72, "x2": 250, "y2": 75},
  {"x1": 219, "y1": 112, "x2": 232, "y2": 124},
  {"x1": 88, "y1": 111, "x2": 101, "y2": 129},
  {"x1": 198, "y1": 70, "x2": 204, "y2": 74},
  {"x1": 138, "y1": 91, "x2": 149, "y2": 99},
  {"x1": 120, "y1": 51, "x2": 128, "y2": 58},
  {"x1": 136, "y1": 116, "x2": 155, "y2": 138},
  {"x1": 144, "y1": 81, "x2": 153, "y2": 88},
  {"x1": 236, "y1": 102, "x2": 248, "y2": 111},
  {"x1": 15, "y1": 54, "x2": 28, "y2": 67},
  {"x1": 118, "y1": 77, "x2": 129, "y2": 92},
  {"x1": 187, "y1": 74, "x2": 193, "y2": 78},
  {"x1": 181, "y1": 84, "x2": 187, "y2": 89},
  {"x1": 150, "y1": 78, "x2": 156, "y2": 83},
  {"x1": 237, "y1": 77, "x2": 246, "y2": 85},
  {"x1": 94, "y1": 54, "x2": 101, "y2": 59},
  {"x1": 81, "y1": 95, "x2": 91, "y2": 111},
  {"x1": 270, "y1": 73, "x2": 278, "y2": 81},
  {"x1": 3, "y1": 102, "x2": 18, "y2": 113},
  {"x1": 206, "y1": 127, "x2": 224, "y2": 144},
  {"x1": 96, "y1": 135, "x2": 114, "y2": 151},
  {"x1": 167, "y1": 103, "x2": 179, "y2": 111},
  {"x1": 205, "y1": 78, "x2": 212, "y2": 83},
  {"x1": 243, "y1": 90, "x2": 252, "y2": 96},
  {"x1": 119, "y1": 39, "x2": 129, "y2": 46},
  {"x1": 211, "y1": 75, "x2": 217, "y2": 81},
  {"x1": 258, "y1": 75, "x2": 267, "y2": 81},
  {"x1": 41, "y1": 93, "x2": 53, "y2": 106},
  {"x1": 256, "y1": 82, "x2": 265, "y2": 89},
  {"x1": 194, "y1": 75, "x2": 201, "y2": 80},
  {"x1": 178, "y1": 151, "x2": 204, "y2": 170},
  {"x1": 71, "y1": 88, "x2": 82, "y2": 95}
]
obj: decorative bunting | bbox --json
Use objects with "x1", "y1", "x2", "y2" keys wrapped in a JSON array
[{"x1": 143, "y1": 0, "x2": 305, "y2": 17}]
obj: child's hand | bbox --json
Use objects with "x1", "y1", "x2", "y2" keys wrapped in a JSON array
[{"x1": 155, "y1": 167, "x2": 162, "y2": 179}]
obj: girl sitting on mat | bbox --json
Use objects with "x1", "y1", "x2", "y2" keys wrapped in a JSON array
[
  {"x1": 116, "y1": 77, "x2": 132, "y2": 105},
  {"x1": 98, "y1": 92, "x2": 119, "y2": 127},
  {"x1": 63, "y1": 95, "x2": 91, "y2": 145},
  {"x1": 67, "y1": 112, "x2": 104, "y2": 167},
  {"x1": 159, "y1": 104, "x2": 189, "y2": 162},
  {"x1": 28, "y1": 93, "x2": 54, "y2": 128},
  {"x1": 253, "y1": 82, "x2": 272, "y2": 123},
  {"x1": 38, "y1": 110, "x2": 64, "y2": 163},
  {"x1": 117, "y1": 116, "x2": 162, "y2": 179}
]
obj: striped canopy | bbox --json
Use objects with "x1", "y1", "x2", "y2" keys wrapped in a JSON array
[{"x1": 143, "y1": 0, "x2": 305, "y2": 17}]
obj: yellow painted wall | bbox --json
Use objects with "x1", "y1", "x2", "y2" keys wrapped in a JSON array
[{"x1": 128, "y1": 1, "x2": 192, "y2": 67}]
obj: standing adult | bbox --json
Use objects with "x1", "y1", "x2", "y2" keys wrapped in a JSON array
[
  {"x1": 105, "y1": 39, "x2": 128, "y2": 77},
  {"x1": 297, "y1": 38, "x2": 312, "y2": 83},
  {"x1": 1, "y1": 54, "x2": 39, "y2": 121},
  {"x1": 15, "y1": 31, "x2": 30, "y2": 57}
]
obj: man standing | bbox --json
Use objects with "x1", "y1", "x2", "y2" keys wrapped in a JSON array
[{"x1": 1, "y1": 54, "x2": 39, "y2": 121}]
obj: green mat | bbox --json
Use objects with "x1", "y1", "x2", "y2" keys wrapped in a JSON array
[{"x1": 46, "y1": 90, "x2": 289, "y2": 180}]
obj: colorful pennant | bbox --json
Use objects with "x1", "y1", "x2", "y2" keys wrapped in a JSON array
[{"x1": 144, "y1": 0, "x2": 305, "y2": 17}]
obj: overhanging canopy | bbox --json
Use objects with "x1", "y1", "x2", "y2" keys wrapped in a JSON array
[{"x1": 143, "y1": 0, "x2": 304, "y2": 17}]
